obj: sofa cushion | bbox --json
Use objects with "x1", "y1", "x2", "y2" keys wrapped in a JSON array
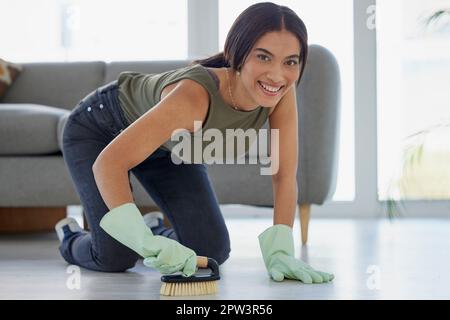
[
  {"x1": 0, "y1": 104, "x2": 69, "y2": 155},
  {"x1": 0, "y1": 58, "x2": 22, "y2": 100}
]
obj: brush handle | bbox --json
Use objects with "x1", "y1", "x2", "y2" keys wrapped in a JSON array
[
  {"x1": 197, "y1": 256, "x2": 209, "y2": 268},
  {"x1": 161, "y1": 256, "x2": 220, "y2": 283}
]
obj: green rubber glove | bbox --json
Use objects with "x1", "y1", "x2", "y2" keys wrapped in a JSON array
[
  {"x1": 99, "y1": 202, "x2": 197, "y2": 277},
  {"x1": 258, "y1": 224, "x2": 334, "y2": 283}
]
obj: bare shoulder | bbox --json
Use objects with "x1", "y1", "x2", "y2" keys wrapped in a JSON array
[
  {"x1": 161, "y1": 78, "x2": 208, "y2": 102},
  {"x1": 160, "y1": 78, "x2": 210, "y2": 133},
  {"x1": 96, "y1": 78, "x2": 211, "y2": 171}
]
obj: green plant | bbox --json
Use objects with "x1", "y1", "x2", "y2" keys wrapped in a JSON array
[
  {"x1": 383, "y1": 8, "x2": 450, "y2": 219},
  {"x1": 384, "y1": 123, "x2": 450, "y2": 218},
  {"x1": 425, "y1": 8, "x2": 450, "y2": 26}
]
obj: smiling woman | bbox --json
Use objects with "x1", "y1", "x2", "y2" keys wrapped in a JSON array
[
  {"x1": 227, "y1": 30, "x2": 302, "y2": 109},
  {"x1": 56, "y1": 2, "x2": 334, "y2": 286}
]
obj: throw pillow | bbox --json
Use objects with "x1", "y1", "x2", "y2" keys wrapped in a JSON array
[{"x1": 0, "y1": 58, "x2": 23, "y2": 100}]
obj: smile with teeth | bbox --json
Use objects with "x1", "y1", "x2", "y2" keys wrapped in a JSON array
[{"x1": 258, "y1": 81, "x2": 284, "y2": 94}]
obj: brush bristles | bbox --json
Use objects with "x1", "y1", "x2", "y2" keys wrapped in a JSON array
[{"x1": 160, "y1": 281, "x2": 218, "y2": 296}]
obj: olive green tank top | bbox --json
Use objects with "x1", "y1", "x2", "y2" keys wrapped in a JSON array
[{"x1": 117, "y1": 64, "x2": 270, "y2": 163}]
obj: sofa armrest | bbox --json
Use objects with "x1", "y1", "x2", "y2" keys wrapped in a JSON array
[{"x1": 296, "y1": 44, "x2": 341, "y2": 205}]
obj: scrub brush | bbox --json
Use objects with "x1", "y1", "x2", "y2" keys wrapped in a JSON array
[{"x1": 160, "y1": 256, "x2": 220, "y2": 296}]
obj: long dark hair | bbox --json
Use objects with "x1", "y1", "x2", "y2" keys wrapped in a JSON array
[{"x1": 191, "y1": 2, "x2": 308, "y2": 86}]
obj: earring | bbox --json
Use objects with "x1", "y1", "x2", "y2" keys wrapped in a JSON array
[{"x1": 237, "y1": 71, "x2": 241, "y2": 76}]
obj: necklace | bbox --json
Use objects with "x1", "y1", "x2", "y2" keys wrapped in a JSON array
[{"x1": 225, "y1": 67, "x2": 239, "y2": 111}]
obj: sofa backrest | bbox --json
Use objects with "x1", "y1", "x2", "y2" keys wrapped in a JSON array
[
  {"x1": 104, "y1": 60, "x2": 189, "y2": 84},
  {"x1": 2, "y1": 61, "x2": 106, "y2": 110},
  {"x1": 2, "y1": 60, "x2": 195, "y2": 110}
]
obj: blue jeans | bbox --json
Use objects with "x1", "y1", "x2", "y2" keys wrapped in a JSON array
[{"x1": 60, "y1": 80, "x2": 230, "y2": 272}]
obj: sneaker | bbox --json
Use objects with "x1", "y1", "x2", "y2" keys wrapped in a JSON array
[
  {"x1": 55, "y1": 217, "x2": 84, "y2": 243},
  {"x1": 143, "y1": 211, "x2": 178, "y2": 240},
  {"x1": 142, "y1": 211, "x2": 164, "y2": 229}
]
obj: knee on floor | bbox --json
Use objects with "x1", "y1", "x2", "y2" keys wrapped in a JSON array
[
  {"x1": 200, "y1": 242, "x2": 231, "y2": 266},
  {"x1": 97, "y1": 254, "x2": 139, "y2": 272},
  {"x1": 213, "y1": 249, "x2": 230, "y2": 265}
]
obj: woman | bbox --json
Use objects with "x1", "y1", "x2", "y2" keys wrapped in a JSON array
[{"x1": 56, "y1": 2, "x2": 334, "y2": 284}]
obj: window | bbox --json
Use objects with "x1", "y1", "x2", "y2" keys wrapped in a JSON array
[
  {"x1": 219, "y1": 0, "x2": 355, "y2": 201},
  {"x1": 1, "y1": 0, "x2": 188, "y2": 62},
  {"x1": 377, "y1": 0, "x2": 450, "y2": 201}
]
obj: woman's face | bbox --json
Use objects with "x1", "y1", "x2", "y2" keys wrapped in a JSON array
[{"x1": 239, "y1": 29, "x2": 301, "y2": 108}]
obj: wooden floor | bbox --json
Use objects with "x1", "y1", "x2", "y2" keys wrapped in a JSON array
[{"x1": 0, "y1": 206, "x2": 449, "y2": 300}]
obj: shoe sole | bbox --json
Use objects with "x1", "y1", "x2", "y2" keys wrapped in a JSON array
[{"x1": 55, "y1": 217, "x2": 81, "y2": 242}]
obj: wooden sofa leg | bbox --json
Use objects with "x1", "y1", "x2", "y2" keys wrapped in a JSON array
[
  {"x1": 299, "y1": 204, "x2": 311, "y2": 245},
  {"x1": 0, "y1": 207, "x2": 67, "y2": 233}
]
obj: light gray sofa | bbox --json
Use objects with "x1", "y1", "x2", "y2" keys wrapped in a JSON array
[{"x1": 0, "y1": 44, "x2": 340, "y2": 244}]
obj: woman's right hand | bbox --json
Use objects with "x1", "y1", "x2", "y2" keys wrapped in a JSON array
[
  {"x1": 100, "y1": 202, "x2": 197, "y2": 277},
  {"x1": 142, "y1": 236, "x2": 197, "y2": 276}
]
